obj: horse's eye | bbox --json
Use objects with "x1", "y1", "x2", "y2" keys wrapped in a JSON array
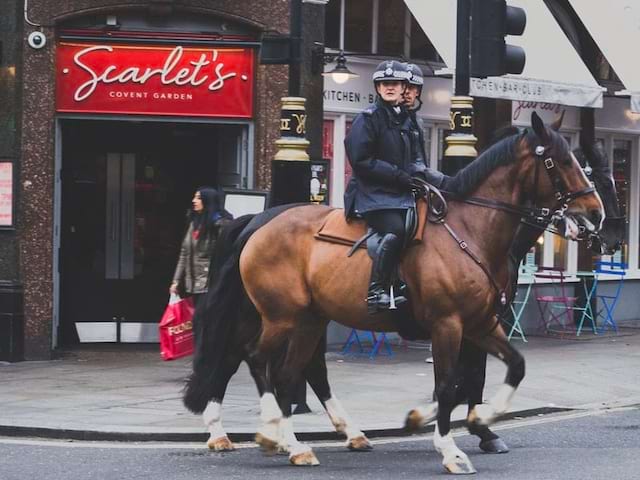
[{"x1": 584, "y1": 166, "x2": 593, "y2": 176}]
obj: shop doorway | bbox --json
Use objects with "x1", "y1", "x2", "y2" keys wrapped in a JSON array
[{"x1": 57, "y1": 119, "x2": 248, "y2": 345}]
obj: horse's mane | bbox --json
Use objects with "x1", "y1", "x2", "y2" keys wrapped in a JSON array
[
  {"x1": 447, "y1": 127, "x2": 569, "y2": 197},
  {"x1": 446, "y1": 132, "x2": 521, "y2": 196}
]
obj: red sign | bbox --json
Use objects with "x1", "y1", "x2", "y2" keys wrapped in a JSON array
[
  {"x1": 56, "y1": 42, "x2": 255, "y2": 117},
  {"x1": 0, "y1": 163, "x2": 13, "y2": 227}
]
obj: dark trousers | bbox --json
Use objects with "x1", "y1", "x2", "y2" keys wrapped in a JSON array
[
  {"x1": 363, "y1": 209, "x2": 407, "y2": 289},
  {"x1": 363, "y1": 209, "x2": 407, "y2": 244}
]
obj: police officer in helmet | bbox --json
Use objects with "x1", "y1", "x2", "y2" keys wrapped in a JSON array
[
  {"x1": 344, "y1": 60, "x2": 422, "y2": 314},
  {"x1": 403, "y1": 63, "x2": 448, "y2": 189}
]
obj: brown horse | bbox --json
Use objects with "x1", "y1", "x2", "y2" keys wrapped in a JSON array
[{"x1": 236, "y1": 113, "x2": 603, "y2": 473}]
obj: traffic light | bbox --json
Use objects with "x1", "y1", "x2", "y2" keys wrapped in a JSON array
[{"x1": 471, "y1": 0, "x2": 526, "y2": 78}]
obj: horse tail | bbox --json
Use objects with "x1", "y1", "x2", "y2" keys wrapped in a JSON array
[
  {"x1": 183, "y1": 204, "x2": 303, "y2": 414},
  {"x1": 183, "y1": 214, "x2": 256, "y2": 414}
]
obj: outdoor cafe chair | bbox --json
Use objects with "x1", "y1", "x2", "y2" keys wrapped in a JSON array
[
  {"x1": 594, "y1": 260, "x2": 627, "y2": 333},
  {"x1": 533, "y1": 266, "x2": 577, "y2": 336},
  {"x1": 506, "y1": 262, "x2": 537, "y2": 342},
  {"x1": 341, "y1": 329, "x2": 394, "y2": 359}
]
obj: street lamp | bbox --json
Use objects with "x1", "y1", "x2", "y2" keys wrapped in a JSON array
[
  {"x1": 312, "y1": 44, "x2": 359, "y2": 84},
  {"x1": 321, "y1": 51, "x2": 359, "y2": 84}
]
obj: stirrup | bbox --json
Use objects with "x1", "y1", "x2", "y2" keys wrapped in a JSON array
[{"x1": 388, "y1": 285, "x2": 408, "y2": 310}]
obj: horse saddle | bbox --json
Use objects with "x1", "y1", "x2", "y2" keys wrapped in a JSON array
[{"x1": 314, "y1": 198, "x2": 429, "y2": 257}]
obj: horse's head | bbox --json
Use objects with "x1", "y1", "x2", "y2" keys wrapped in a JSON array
[
  {"x1": 574, "y1": 143, "x2": 625, "y2": 254},
  {"x1": 521, "y1": 112, "x2": 604, "y2": 240}
]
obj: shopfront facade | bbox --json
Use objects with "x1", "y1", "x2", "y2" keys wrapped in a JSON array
[{"x1": 5, "y1": 0, "x2": 325, "y2": 360}]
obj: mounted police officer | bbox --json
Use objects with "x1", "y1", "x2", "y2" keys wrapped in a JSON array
[
  {"x1": 344, "y1": 60, "x2": 422, "y2": 314},
  {"x1": 403, "y1": 63, "x2": 448, "y2": 189}
]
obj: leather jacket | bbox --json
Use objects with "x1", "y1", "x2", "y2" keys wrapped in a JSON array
[{"x1": 172, "y1": 217, "x2": 231, "y2": 294}]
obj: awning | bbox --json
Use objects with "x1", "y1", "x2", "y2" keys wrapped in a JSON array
[
  {"x1": 405, "y1": 0, "x2": 604, "y2": 108},
  {"x1": 568, "y1": 1, "x2": 640, "y2": 112}
]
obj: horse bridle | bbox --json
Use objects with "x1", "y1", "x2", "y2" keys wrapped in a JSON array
[
  {"x1": 453, "y1": 143, "x2": 596, "y2": 227},
  {"x1": 415, "y1": 139, "x2": 598, "y2": 310}
]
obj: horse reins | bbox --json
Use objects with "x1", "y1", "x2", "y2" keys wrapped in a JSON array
[{"x1": 421, "y1": 142, "x2": 596, "y2": 310}]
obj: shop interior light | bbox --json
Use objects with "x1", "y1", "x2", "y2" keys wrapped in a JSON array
[{"x1": 322, "y1": 51, "x2": 359, "y2": 84}]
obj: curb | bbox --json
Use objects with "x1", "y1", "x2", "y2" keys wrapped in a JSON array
[{"x1": 0, "y1": 406, "x2": 572, "y2": 443}]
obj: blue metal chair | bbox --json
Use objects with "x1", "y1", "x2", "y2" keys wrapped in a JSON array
[
  {"x1": 573, "y1": 271, "x2": 599, "y2": 336},
  {"x1": 341, "y1": 329, "x2": 394, "y2": 358},
  {"x1": 594, "y1": 261, "x2": 627, "y2": 333},
  {"x1": 506, "y1": 262, "x2": 537, "y2": 342}
]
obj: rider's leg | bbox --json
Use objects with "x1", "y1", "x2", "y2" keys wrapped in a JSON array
[{"x1": 363, "y1": 209, "x2": 407, "y2": 313}]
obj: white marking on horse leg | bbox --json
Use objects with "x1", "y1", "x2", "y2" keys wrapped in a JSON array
[
  {"x1": 280, "y1": 417, "x2": 312, "y2": 457},
  {"x1": 325, "y1": 396, "x2": 365, "y2": 440},
  {"x1": 257, "y1": 393, "x2": 282, "y2": 443},
  {"x1": 415, "y1": 402, "x2": 439, "y2": 426},
  {"x1": 433, "y1": 424, "x2": 476, "y2": 474},
  {"x1": 202, "y1": 401, "x2": 227, "y2": 441},
  {"x1": 474, "y1": 384, "x2": 516, "y2": 425}
]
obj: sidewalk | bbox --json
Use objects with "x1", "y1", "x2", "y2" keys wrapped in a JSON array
[{"x1": 2, "y1": 329, "x2": 640, "y2": 442}]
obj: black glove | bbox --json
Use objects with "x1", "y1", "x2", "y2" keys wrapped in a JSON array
[
  {"x1": 394, "y1": 170, "x2": 413, "y2": 190},
  {"x1": 410, "y1": 176, "x2": 427, "y2": 196}
]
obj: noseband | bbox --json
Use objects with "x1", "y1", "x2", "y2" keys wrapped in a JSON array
[{"x1": 532, "y1": 144, "x2": 595, "y2": 223}]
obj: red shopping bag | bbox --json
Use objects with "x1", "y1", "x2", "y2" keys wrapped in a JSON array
[{"x1": 159, "y1": 295, "x2": 195, "y2": 361}]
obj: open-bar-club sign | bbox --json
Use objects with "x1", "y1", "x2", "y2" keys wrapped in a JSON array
[{"x1": 56, "y1": 42, "x2": 255, "y2": 117}]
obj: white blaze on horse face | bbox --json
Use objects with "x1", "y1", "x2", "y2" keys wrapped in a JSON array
[
  {"x1": 325, "y1": 396, "x2": 365, "y2": 440},
  {"x1": 202, "y1": 401, "x2": 227, "y2": 440}
]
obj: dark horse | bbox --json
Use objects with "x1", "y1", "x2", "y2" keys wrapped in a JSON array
[
  {"x1": 185, "y1": 113, "x2": 603, "y2": 474},
  {"x1": 407, "y1": 134, "x2": 626, "y2": 454}
]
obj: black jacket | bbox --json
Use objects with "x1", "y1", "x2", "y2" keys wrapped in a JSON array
[
  {"x1": 407, "y1": 108, "x2": 447, "y2": 189},
  {"x1": 344, "y1": 99, "x2": 419, "y2": 217}
]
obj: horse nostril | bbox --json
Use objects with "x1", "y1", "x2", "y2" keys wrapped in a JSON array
[{"x1": 590, "y1": 209, "x2": 602, "y2": 227}]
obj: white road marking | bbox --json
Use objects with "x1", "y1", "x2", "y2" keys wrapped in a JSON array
[{"x1": 0, "y1": 405, "x2": 636, "y2": 450}]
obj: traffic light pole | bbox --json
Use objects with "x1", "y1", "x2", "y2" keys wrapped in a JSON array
[{"x1": 444, "y1": 0, "x2": 478, "y2": 176}]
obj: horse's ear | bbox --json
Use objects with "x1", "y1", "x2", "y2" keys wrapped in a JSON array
[
  {"x1": 549, "y1": 111, "x2": 565, "y2": 131},
  {"x1": 531, "y1": 111, "x2": 549, "y2": 143}
]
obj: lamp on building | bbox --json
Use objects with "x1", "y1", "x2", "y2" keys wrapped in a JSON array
[
  {"x1": 312, "y1": 45, "x2": 359, "y2": 84},
  {"x1": 322, "y1": 51, "x2": 359, "y2": 84}
]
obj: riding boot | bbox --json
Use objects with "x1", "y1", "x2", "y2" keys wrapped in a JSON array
[{"x1": 367, "y1": 233, "x2": 407, "y2": 314}]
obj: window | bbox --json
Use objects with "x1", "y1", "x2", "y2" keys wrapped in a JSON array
[
  {"x1": 324, "y1": 0, "x2": 441, "y2": 62},
  {"x1": 377, "y1": 0, "x2": 405, "y2": 56},
  {"x1": 421, "y1": 125, "x2": 432, "y2": 165},
  {"x1": 345, "y1": 0, "x2": 373, "y2": 53},
  {"x1": 325, "y1": 0, "x2": 341, "y2": 49},
  {"x1": 344, "y1": 120, "x2": 353, "y2": 186},
  {"x1": 612, "y1": 138, "x2": 631, "y2": 265},
  {"x1": 0, "y1": 0, "x2": 18, "y2": 158}
]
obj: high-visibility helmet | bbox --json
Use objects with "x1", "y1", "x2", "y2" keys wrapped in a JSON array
[
  {"x1": 406, "y1": 63, "x2": 424, "y2": 87},
  {"x1": 372, "y1": 60, "x2": 411, "y2": 85}
]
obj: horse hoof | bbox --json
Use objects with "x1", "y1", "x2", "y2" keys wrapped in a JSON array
[
  {"x1": 347, "y1": 435, "x2": 373, "y2": 451},
  {"x1": 443, "y1": 458, "x2": 477, "y2": 475},
  {"x1": 255, "y1": 432, "x2": 279, "y2": 454},
  {"x1": 479, "y1": 438, "x2": 509, "y2": 454},
  {"x1": 207, "y1": 436, "x2": 235, "y2": 452},
  {"x1": 289, "y1": 451, "x2": 320, "y2": 466},
  {"x1": 277, "y1": 444, "x2": 290, "y2": 455},
  {"x1": 405, "y1": 409, "x2": 424, "y2": 432}
]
